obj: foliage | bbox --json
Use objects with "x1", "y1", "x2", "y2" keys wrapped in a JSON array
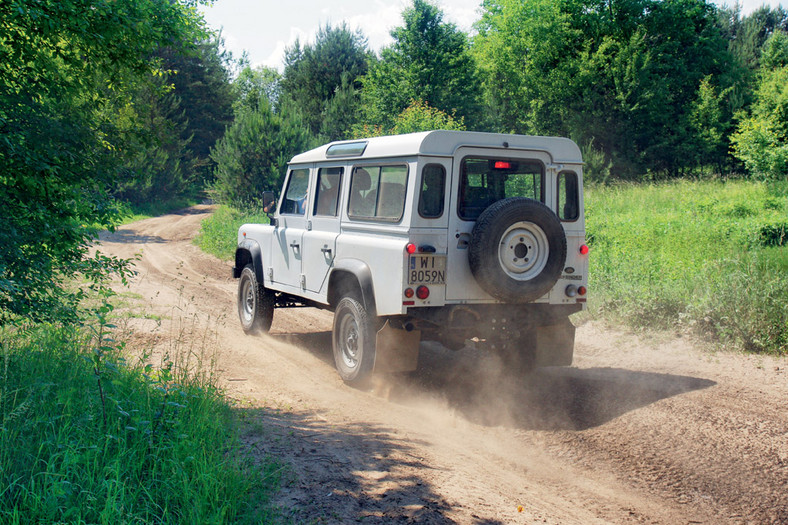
[
  {"x1": 232, "y1": 65, "x2": 282, "y2": 113},
  {"x1": 281, "y1": 23, "x2": 371, "y2": 140},
  {"x1": 0, "y1": 319, "x2": 280, "y2": 523},
  {"x1": 360, "y1": 0, "x2": 482, "y2": 131},
  {"x1": 159, "y1": 35, "x2": 236, "y2": 185},
  {"x1": 195, "y1": 205, "x2": 270, "y2": 261},
  {"x1": 586, "y1": 179, "x2": 788, "y2": 354},
  {"x1": 210, "y1": 100, "x2": 316, "y2": 207},
  {"x1": 353, "y1": 99, "x2": 466, "y2": 138},
  {"x1": 0, "y1": 0, "x2": 206, "y2": 324},
  {"x1": 474, "y1": 0, "x2": 736, "y2": 178},
  {"x1": 731, "y1": 30, "x2": 788, "y2": 180}
]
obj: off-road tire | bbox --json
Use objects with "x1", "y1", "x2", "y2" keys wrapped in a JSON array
[
  {"x1": 237, "y1": 264, "x2": 274, "y2": 334},
  {"x1": 469, "y1": 198, "x2": 566, "y2": 303},
  {"x1": 332, "y1": 296, "x2": 376, "y2": 385}
]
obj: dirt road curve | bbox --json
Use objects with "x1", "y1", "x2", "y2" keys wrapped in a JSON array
[{"x1": 100, "y1": 205, "x2": 788, "y2": 524}]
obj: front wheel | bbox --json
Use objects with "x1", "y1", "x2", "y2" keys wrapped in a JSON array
[
  {"x1": 332, "y1": 296, "x2": 376, "y2": 385},
  {"x1": 237, "y1": 264, "x2": 274, "y2": 334}
]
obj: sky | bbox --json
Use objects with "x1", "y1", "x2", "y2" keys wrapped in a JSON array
[{"x1": 199, "y1": 0, "x2": 788, "y2": 71}]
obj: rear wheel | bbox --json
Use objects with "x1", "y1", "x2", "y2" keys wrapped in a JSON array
[
  {"x1": 237, "y1": 264, "x2": 274, "y2": 334},
  {"x1": 332, "y1": 296, "x2": 376, "y2": 385}
]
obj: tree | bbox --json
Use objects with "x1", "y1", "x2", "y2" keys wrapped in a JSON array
[
  {"x1": 281, "y1": 23, "x2": 371, "y2": 140},
  {"x1": 474, "y1": 0, "x2": 736, "y2": 178},
  {"x1": 360, "y1": 0, "x2": 482, "y2": 131},
  {"x1": 0, "y1": 0, "x2": 205, "y2": 323},
  {"x1": 210, "y1": 100, "x2": 316, "y2": 206},
  {"x1": 731, "y1": 30, "x2": 788, "y2": 180}
]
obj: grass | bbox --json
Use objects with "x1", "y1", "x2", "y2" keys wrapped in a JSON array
[
  {"x1": 586, "y1": 179, "x2": 788, "y2": 354},
  {"x1": 0, "y1": 310, "x2": 282, "y2": 523},
  {"x1": 119, "y1": 196, "x2": 202, "y2": 225},
  {"x1": 195, "y1": 205, "x2": 270, "y2": 261}
]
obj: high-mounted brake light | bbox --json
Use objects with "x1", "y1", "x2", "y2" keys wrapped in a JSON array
[
  {"x1": 494, "y1": 161, "x2": 512, "y2": 169},
  {"x1": 406, "y1": 243, "x2": 417, "y2": 255},
  {"x1": 416, "y1": 286, "x2": 430, "y2": 300},
  {"x1": 579, "y1": 244, "x2": 590, "y2": 255}
]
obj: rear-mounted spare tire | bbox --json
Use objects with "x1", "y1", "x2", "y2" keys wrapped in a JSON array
[{"x1": 469, "y1": 198, "x2": 566, "y2": 303}]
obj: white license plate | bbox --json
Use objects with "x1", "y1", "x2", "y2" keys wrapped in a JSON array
[{"x1": 408, "y1": 255, "x2": 446, "y2": 284}]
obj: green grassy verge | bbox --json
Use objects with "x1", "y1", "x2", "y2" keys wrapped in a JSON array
[
  {"x1": 119, "y1": 196, "x2": 203, "y2": 225},
  {"x1": 195, "y1": 205, "x2": 270, "y2": 261},
  {"x1": 0, "y1": 315, "x2": 281, "y2": 523},
  {"x1": 586, "y1": 179, "x2": 788, "y2": 354}
]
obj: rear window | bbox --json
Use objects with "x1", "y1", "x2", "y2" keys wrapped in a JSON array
[
  {"x1": 348, "y1": 165, "x2": 408, "y2": 221},
  {"x1": 458, "y1": 157, "x2": 544, "y2": 220}
]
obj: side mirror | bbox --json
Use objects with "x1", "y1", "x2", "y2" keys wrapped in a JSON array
[{"x1": 262, "y1": 191, "x2": 277, "y2": 226}]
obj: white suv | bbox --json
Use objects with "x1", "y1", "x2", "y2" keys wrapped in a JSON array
[{"x1": 233, "y1": 131, "x2": 588, "y2": 384}]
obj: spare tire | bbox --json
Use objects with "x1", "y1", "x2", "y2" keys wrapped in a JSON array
[{"x1": 468, "y1": 198, "x2": 566, "y2": 303}]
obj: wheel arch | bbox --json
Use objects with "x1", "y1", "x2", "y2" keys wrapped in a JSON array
[
  {"x1": 234, "y1": 239, "x2": 265, "y2": 281},
  {"x1": 327, "y1": 259, "x2": 377, "y2": 316}
]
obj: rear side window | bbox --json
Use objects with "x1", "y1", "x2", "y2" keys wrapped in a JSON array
[
  {"x1": 348, "y1": 165, "x2": 408, "y2": 221},
  {"x1": 280, "y1": 168, "x2": 310, "y2": 215},
  {"x1": 458, "y1": 157, "x2": 544, "y2": 220},
  {"x1": 314, "y1": 167, "x2": 343, "y2": 216},
  {"x1": 558, "y1": 171, "x2": 579, "y2": 221},
  {"x1": 418, "y1": 164, "x2": 446, "y2": 218}
]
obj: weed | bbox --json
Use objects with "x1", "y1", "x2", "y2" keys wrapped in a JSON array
[{"x1": 586, "y1": 179, "x2": 788, "y2": 355}]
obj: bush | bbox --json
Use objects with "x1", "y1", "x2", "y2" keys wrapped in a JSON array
[
  {"x1": 586, "y1": 179, "x2": 788, "y2": 354},
  {"x1": 210, "y1": 102, "x2": 315, "y2": 207},
  {"x1": 0, "y1": 317, "x2": 279, "y2": 523}
]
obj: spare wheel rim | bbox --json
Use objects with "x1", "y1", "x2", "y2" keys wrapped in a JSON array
[{"x1": 498, "y1": 221, "x2": 549, "y2": 280}]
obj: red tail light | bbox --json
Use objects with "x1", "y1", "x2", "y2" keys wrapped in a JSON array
[
  {"x1": 579, "y1": 244, "x2": 590, "y2": 255},
  {"x1": 406, "y1": 243, "x2": 417, "y2": 254},
  {"x1": 416, "y1": 286, "x2": 430, "y2": 300}
]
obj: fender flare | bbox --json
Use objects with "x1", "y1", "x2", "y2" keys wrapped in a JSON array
[
  {"x1": 234, "y1": 239, "x2": 265, "y2": 282},
  {"x1": 328, "y1": 259, "x2": 377, "y2": 316}
]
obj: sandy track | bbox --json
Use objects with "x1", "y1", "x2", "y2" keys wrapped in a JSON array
[{"x1": 99, "y1": 205, "x2": 788, "y2": 524}]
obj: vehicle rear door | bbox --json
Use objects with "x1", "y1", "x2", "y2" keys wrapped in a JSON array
[{"x1": 446, "y1": 147, "x2": 553, "y2": 301}]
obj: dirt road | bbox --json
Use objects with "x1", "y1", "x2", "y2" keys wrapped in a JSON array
[{"x1": 100, "y1": 206, "x2": 788, "y2": 524}]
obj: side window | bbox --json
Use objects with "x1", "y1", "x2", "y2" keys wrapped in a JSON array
[
  {"x1": 558, "y1": 171, "x2": 579, "y2": 221},
  {"x1": 314, "y1": 167, "x2": 343, "y2": 216},
  {"x1": 348, "y1": 165, "x2": 408, "y2": 221},
  {"x1": 418, "y1": 164, "x2": 446, "y2": 218},
  {"x1": 280, "y1": 168, "x2": 310, "y2": 215}
]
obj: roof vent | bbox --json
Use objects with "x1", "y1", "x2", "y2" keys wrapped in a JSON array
[{"x1": 327, "y1": 141, "x2": 368, "y2": 157}]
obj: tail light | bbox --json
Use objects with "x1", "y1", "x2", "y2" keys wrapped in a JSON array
[
  {"x1": 416, "y1": 286, "x2": 430, "y2": 300},
  {"x1": 579, "y1": 244, "x2": 590, "y2": 255}
]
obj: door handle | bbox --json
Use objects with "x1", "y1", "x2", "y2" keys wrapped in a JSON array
[
  {"x1": 289, "y1": 242, "x2": 300, "y2": 250},
  {"x1": 321, "y1": 246, "x2": 332, "y2": 256}
]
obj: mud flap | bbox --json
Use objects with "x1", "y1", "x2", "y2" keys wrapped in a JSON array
[
  {"x1": 534, "y1": 317, "x2": 575, "y2": 367},
  {"x1": 373, "y1": 321, "x2": 421, "y2": 373}
]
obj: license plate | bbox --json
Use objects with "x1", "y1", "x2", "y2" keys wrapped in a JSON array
[{"x1": 408, "y1": 255, "x2": 446, "y2": 284}]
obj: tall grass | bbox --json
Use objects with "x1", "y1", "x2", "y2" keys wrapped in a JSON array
[
  {"x1": 0, "y1": 310, "x2": 280, "y2": 523},
  {"x1": 586, "y1": 179, "x2": 788, "y2": 354},
  {"x1": 195, "y1": 205, "x2": 270, "y2": 261}
]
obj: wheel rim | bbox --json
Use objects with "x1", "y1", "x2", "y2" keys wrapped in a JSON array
[
  {"x1": 498, "y1": 221, "x2": 549, "y2": 280},
  {"x1": 338, "y1": 312, "x2": 360, "y2": 369},
  {"x1": 241, "y1": 278, "x2": 254, "y2": 322}
]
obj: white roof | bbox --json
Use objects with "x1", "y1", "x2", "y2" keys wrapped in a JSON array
[{"x1": 289, "y1": 130, "x2": 582, "y2": 165}]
